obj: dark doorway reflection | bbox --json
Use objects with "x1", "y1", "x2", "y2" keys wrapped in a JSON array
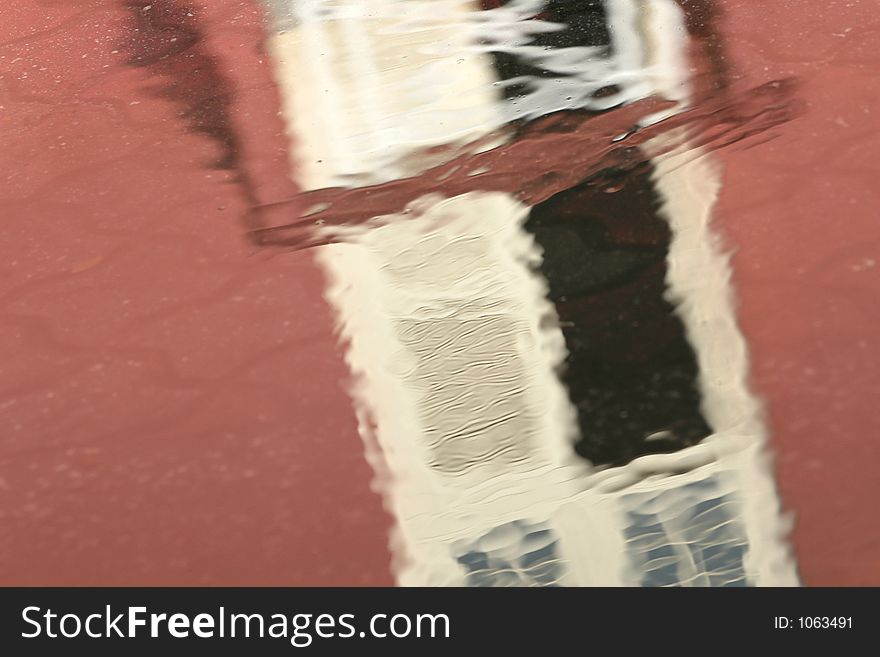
[
  {"x1": 481, "y1": 0, "x2": 716, "y2": 467},
  {"x1": 526, "y1": 168, "x2": 712, "y2": 467}
]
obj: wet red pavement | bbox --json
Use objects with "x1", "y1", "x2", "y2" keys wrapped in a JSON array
[
  {"x1": 1, "y1": 0, "x2": 878, "y2": 585},
  {"x1": 715, "y1": 1, "x2": 880, "y2": 585},
  {"x1": 0, "y1": 0, "x2": 393, "y2": 585}
]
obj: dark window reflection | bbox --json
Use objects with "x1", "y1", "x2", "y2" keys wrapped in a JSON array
[
  {"x1": 480, "y1": 0, "x2": 612, "y2": 101},
  {"x1": 526, "y1": 168, "x2": 712, "y2": 466},
  {"x1": 482, "y1": 0, "x2": 714, "y2": 467}
]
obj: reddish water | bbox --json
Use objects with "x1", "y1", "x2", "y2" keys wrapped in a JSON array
[
  {"x1": 0, "y1": 0, "x2": 393, "y2": 585},
  {"x1": 1, "y1": 0, "x2": 878, "y2": 585},
  {"x1": 714, "y1": 1, "x2": 880, "y2": 585}
]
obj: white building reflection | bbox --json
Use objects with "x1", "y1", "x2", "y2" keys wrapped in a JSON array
[{"x1": 258, "y1": 0, "x2": 798, "y2": 586}]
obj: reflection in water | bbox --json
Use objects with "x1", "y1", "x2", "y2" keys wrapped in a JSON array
[
  {"x1": 122, "y1": 1, "x2": 237, "y2": 168},
  {"x1": 526, "y1": 165, "x2": 713, "y2": 467},
  {"x1": 115, "y1": 1, "x2": 802, "y2": 585},
  {"x1": 121, "y1": 0, "x2": 263, "y2": 206},
  {"x1": 247, "y1": 0, "x2": 797, "y2": 246},
  {"x1": 256, "y1": 0, "x2": 798, "y2": 586}
]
